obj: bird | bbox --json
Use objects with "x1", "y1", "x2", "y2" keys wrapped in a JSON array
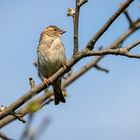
[{"x1": 37, "y1": 26, "x2": 66, "y2": 105}]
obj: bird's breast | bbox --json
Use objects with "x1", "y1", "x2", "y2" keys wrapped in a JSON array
[{"x1": 37, "y1": 37, "x2": 66, "y2": 77}]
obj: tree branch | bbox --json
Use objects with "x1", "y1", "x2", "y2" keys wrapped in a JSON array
[
  {"x1": 127, "y1": 40, "x2": 140, "y2": 51},
  {"x1": 73, "y1": 0, "x2": 80, "y2": 55},
  {"x1": 85, "y1": 40, "x2": 140, "y2": 58},
  {"x1": 78, "y1": 0, "x2": 88, "y2": 7},
  {"x1": 124, "y1": 10, "x2": 134, "y2": 27},
  {"x1": 86, "y1": 0, "x2": 134, "y2": 50},
  {"x1": 73, "y1": 0, "x2": 88, "y2": 56},
  {"x1": 94, "y1": 64, "x2": 109, "y2": 73},
  {"x1": 0, "y1": 92, "x2": 52, "y2": 128}
]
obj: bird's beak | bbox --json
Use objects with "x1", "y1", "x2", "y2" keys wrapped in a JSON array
[{"x1": 60, "y1": 30, "x2": 66, "y2": 34}]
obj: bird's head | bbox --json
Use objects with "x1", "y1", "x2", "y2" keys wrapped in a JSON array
[{"x1": 41, "y1": 26, "x2": 66, "y2": 37}]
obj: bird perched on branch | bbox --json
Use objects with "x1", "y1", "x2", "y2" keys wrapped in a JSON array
[{"x1": 37, "y1": 26, "x2": 66, "y2": 105}]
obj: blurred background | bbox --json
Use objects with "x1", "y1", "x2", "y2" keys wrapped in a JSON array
[{"x1": 0, "y1": 0, "x2": 140, "y2": 140}]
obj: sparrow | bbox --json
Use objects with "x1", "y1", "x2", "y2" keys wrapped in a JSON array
[{"x1": 37, "y1": 26, "x2": 66, "y2": 105}]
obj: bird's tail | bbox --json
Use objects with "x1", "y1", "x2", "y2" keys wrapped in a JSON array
[{"x1": 52, "y1": 79, "x2": 66, "y2": 105}]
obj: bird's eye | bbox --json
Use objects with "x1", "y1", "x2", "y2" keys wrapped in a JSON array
[{"x1": 54, "y1": 29, "x2": 57, "y2": 31}]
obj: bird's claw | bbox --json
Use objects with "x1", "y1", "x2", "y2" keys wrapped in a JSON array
[{"x1": 43, "y1": 78, "x2": 49, "y2": 86}]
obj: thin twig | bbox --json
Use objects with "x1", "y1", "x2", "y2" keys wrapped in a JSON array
[
  {"x1": 120, "y1": 2, "x2": 134, "y2": 27},
  {"x1": 86, "y1": 0, "x2": 134, "y2": 50},
  {"x1": 0, "y1": 106, "x2": 26, "y2": 124},
  {"x1": 11, "y1": 112, "x2": 26, "y2": 123},
  {"x1": 78, "y1": 0, "x2": 88, "y2": 7},
  {"x1": 127, "y1": 40, "x2": 140, "y2": 51},
  {"x1": 94, "y1": 64, "x2": 109, "y2": 73},
  {"x1": 124, "y1": 10, "x2": 134, "y2": 27},
  {"x1": 73, "y1": 0, "x2": 87, "y2": 55},
  {"x1": 73, "y1": 0, "x2": 80, "y2": 55},
  {"x1": 29, "y1": 78, "x2": 35, "y2": 90},
  {"x1": 85, "y1": 40, "x2": 140, "y2": 58}
]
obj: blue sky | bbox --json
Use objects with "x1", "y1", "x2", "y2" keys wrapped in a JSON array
[{"x1": 0, "y1": 0, "x2": 140, "y2": 140}]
